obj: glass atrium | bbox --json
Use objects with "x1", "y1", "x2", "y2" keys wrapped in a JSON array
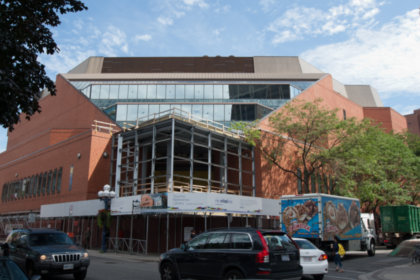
[{"x1": 70, "y1": 81, "x2": 315, "y2": 127}]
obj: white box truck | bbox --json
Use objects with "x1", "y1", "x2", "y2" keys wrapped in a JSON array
[{"x1": 280, "y1": 194, "x2": 377, "y2": 256}]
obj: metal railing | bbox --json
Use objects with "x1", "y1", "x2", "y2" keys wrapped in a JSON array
[
  {"x1": 108, "y1": 237, "x2": 147, "y2": 254},
  {"x1": 122, "y1": 108, "x2": 243, "y2": 138}
]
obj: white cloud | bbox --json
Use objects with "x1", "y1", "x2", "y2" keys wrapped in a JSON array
[
  {"x1": 134, "y1": 34, "x2": 152, "y2": 42},
  {"x1": 183, "y1": 0, "x2": 208, "y2": 9},
  {"x1": 267, "y1": 0, "x2": 383, "y2": 44},
  {"x1": 158, "y1": 16, "x2": 174, "y2": 26},
  {"x1": 394, "y1": 104, "x2": 420, "y2": 116},
  {"x1": 99, "y1": 26, "x2": 129, "y2": 56},
  {"x1": 301, "y1": 9, "x2": 420, "y2": 99}
]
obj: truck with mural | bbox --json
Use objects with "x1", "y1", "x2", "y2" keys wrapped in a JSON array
[
  {"x1": 380, "y1": 205, "x2": 420, "y2": 248},
  {"x1": 280, "y1": 194, "x2": 377, "y2": 256}
]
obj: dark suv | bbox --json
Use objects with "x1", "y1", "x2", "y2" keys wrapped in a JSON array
[
  {"x1": 159, "y1": 228, "x2": 302, "y2": 280},
  {"x1": 4, "y1": 228, "x2": 90, "y2": 280}
]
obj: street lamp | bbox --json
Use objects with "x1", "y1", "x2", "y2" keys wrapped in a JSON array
[{"x1": 98, "y1": 184, "x2": 116, "y2": 252}]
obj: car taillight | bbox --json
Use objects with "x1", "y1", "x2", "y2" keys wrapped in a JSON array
[
  {"x1": 318, "y1": 254, "x2": 328, "y2": 261},
  {"x1": 256, "y1": 231, "x2": 270, "y2": 263}
]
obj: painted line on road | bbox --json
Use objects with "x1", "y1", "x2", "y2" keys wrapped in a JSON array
[{"x1": 326, "y1": 275, "x2": 358, "y2": 280}]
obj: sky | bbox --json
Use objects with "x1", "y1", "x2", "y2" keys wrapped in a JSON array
[{"x1": 1, "y1": 0, "x2": 420, "y2": 152}]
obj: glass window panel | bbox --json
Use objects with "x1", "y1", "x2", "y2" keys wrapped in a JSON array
[
  {"x1": 171, "y1": 104, "x2": 182, "y2": 112},
  {"x1": 223, "y1": 85, "x2": 229, "y2": 99},
  {"x1": 119, "y1": 85, "x2": 129, "y2": 99},
  {"x1": 214, "y1": 105, "x2": 224, "y2": 121},
  {"x1": 160, "y1": 104, "x2": 170, "y2": 113},
  {"x1": 51, "y1": 169, "x2": 57, "y2": 194},
  {"x1": 204, "y1": 85, "x2": 213, "y2": 99},
  {"x1": 46, "y1": 171, "x2": 52, "y2": 195},
  {"x1": 116, "y1": 105, "x2": 128, "y2": 121},
  {"x1": 181, "y1": 104, "x2": 191, "y2": 115},
  {"x1": 99, "y1": 85, "x2": 110, "y2": 99},
  {"x1": 138, "y1": 85, "x2": 147, "y2": 98},
  {"x1": 229, "y1": 85, "x2": 239, "y2": 99},
  {"x1": 185, "y1": 85, "x2": 194, "y2": 99},
  {"x1": 149, "y1": 105, "x2": 160, "y2": 116},
  {"x1": 56, "y1": 168, "x2": 62, "y2": 193},
  {"x1": 157, "y1": 85, "x2": 166, "y2": 98},
  {"x1": 214, "y1": 85, "x2": 223, "y2": 99},
  {"x1": 69, "y1": 165, "x2": 74, "y2": 191},
  {"x1": 225, "y1": 105, "x2": 232, "y2": 122},
  {"x1": 167, "y1": 85, "x2": 175, "y2": 99},
  {"x1": 128, "y1": 85, "x2": 138, "y2": 99},
  {"x1": 192, "y1": 104, "x2": 202, "y2": 118},
  {"x1": 147, "y1": 85, "x2": 157, "y2": 99},
  {"x1": 175, "y1": 85, "x2": 185, "y2": 99},
  {"x1": 91, "y1": 85, "x2": 100, "y2": 99},
  {"x1": 138, "y1": 105, "x2": 149, "y2": 119},
  {"x1": 109, "y1": 85, "x2": 119, "y2": 99},
  {"x1": 82, "y1": 87, "x2": 90, "y2": 97},
  {"x1": 203, "y1": 105, "x2": 213, "y2": 121},
  {"x1": 195, "y1": 85, "x2": 204, "y2": 99},
  {"x1": 127, "y1": 105, "x2": 138, "y2": 121}
]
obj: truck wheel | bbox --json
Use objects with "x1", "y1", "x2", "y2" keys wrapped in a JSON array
[{"x1": 368, "y1": 241, "x2": 376, "y2": 256}]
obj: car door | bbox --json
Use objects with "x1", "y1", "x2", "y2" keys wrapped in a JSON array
[
  {"x1": 192, "y1": 232, "x2": 230, "y2": 278},
  {"x1": 176, "y1": 233, "x2": 209, "y2": 278}
]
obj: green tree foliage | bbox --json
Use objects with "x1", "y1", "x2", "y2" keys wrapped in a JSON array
[
  {"x1": 235, "y1": 99, "x2": 356, "y2": 193},
  {"x1": 323, "y1": 123, "x2": 419, "y2": 212},
  {"x1": 0, "y1": 0, "x2": 87, "y2": 130}
]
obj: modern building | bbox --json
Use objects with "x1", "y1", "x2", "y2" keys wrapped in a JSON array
[{"x1": 0, "y1": 56, "x2": 407, "y2": 253}]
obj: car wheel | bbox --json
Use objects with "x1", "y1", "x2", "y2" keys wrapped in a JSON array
[
  {"x1": 74, "y1": 271, "x2": 87, "y2": 280},
  {"x1": 313, "y1": 274, "x2": 324, "y2": 280},
  {"x1": 368, "y1": 242, "x2": 376, "y2": 256},
  {"x1": 224, "y1": 269, "x2": 244, "y2": 279},
  {"x1": 160, "y1": 262, "x2": 179, "y2": 280}
]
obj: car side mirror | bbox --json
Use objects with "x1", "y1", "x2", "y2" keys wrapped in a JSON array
[{"x1": 180, "y1": 243, "x2": 186, "y2": 250}]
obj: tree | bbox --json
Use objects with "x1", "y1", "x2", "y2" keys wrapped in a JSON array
[
  {"x1": 235, "y1": 99, "x2": 357, "y2": 193},
  {"x1": 0, "y1": 0, "x2": 87, "y2": 130},
  {"x1": 323, "y1": 123, "x2": 419, "y2": 213}
]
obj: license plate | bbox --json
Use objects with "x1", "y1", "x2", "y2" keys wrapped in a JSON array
[
  {"x1": 63, "y1": 264, "x2": 74, "y2": 270},
  {"x1": 281, "y1": 254, "x2": 290, "y2": 261},
  {"x1": 303, "y1": 256, "x2": 312, "y2": 262}
]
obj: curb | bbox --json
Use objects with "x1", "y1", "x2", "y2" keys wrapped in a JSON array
[{"x1": 87, "y1": 249, "x2": 160, "y2": 262}]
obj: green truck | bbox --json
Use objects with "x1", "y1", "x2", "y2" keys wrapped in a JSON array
[{"x1": 380, "y1": 205, "x2": 420, "y2": 248}]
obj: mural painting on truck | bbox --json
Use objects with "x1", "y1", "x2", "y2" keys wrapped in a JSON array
[
  {"x1": 321, "y1": 197, "x2": 362, "y2": 240},
  {"x1": 281, "y1": 195, "x2": 362, "y2": 241}
]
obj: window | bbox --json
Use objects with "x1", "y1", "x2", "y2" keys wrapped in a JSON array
[
  {"x1": 205, "y1": 232, "x2": 229, "y2": 249},
  {"x1": 343, "y1": 109, "x2": 347, "y2": 120},
  {"x1": 51, "y1": 169, "x2": 57, "y2": 194},
  {"x1": 69, "y1": 165, "x2": 74, "y2": 191},
  {"x1": 56, "y1": 168, "x2": 63, "y2": 193},
  {"x1": 230, "y1": 233, "x2": 252, "y2": 249},
  {"x1": 189, "y1": 233, "x2": 209, "y2": 249}
]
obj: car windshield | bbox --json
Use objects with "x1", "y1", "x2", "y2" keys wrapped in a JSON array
[
  {"x1": 29, "y1": 233, "x2": 74, "y2": 246},
  {"x1": 294, "y1": 239, "x2": 317, "y2": 249}
]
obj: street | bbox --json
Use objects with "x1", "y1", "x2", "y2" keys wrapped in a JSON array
[{"x1": 47, "y1": 247, "x2": 417, "y2": 280}]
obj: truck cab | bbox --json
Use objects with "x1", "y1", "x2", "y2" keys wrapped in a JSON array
[{"x1": 361, "y1": 213, "x2": 377, "y2": 256}]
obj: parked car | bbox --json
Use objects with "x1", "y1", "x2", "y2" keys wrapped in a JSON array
[
  {"x1": 293, "y1": 238, "x2": 328, "y2": 280},
  {"x1": 159, "y1": 227, "x2": 302, "y2": 280},
  {"x1": 4, "y1": 228, "x2": 90, "y2": 280},
  {"x1": 0, "y1": 256, "x2": 40, "y2": 280}
]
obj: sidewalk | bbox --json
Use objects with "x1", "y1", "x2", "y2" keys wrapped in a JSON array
[
  {"x1": 87, "y1": 249, "x2": 160, "y2": 262},
  {"x1": 359, "y1": 263, "x2": 420, "y2": 280}
]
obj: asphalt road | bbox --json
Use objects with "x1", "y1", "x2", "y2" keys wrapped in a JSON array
[{"x1": 46, "y1": 247, "x2": 412, "y2": 280}]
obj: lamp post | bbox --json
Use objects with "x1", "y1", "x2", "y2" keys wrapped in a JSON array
[{"x1": 98, "y1": 184, "x2": 115, "y2": 252}]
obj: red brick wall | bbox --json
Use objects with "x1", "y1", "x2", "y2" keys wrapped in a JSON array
[
  {"x1": 0, "y1": 76, "x2": 119, "y2": 214},
  {"x1": 405, "y1": 109, "x2": 420, "y2": 136},
  {"x1": 363, "y1": 107, "x2": 407, "y2": 133}
]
